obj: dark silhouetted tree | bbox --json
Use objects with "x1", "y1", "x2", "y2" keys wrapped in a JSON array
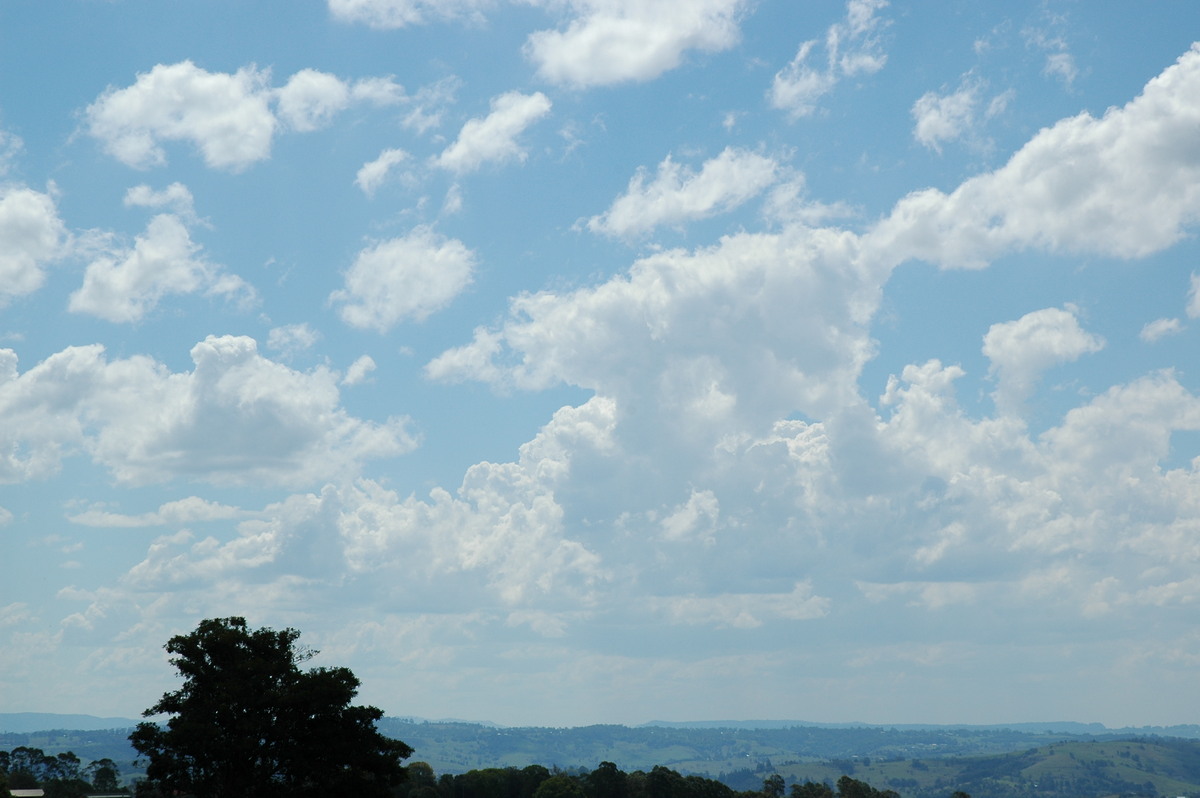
[
  {"x1": 130, "y1": 616, "x2": 412, "y2": 798},
  {"x1": 85, "y1": 758, "x2": 121, "y2": 793},
  {"x1": 790, "y1": 782, "x2": 833, "y2": 798}
]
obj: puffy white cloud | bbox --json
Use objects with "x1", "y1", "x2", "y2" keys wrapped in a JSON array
[
  {"x1": 870, "y1": 44, "x2": 1200, "y2": 269},
  {"x1": 276, "y1": 69, "x2": 352, "y2": 131},
  {"x1": 0, "y1": 336, "x2": 416, "y2": 486},
  {"x1": 276, "y1": 70, "x2": 403, "y2": 132},
  {"x1": 911, "y1": 76, "x2": 1014, "y2": 153},
  {"x1": 124, "y1": 182, "x2": 196, "y2": 221},
  {"x1": 982, "y1": 306, "x2": 1105, "y2": 416},
  {"x1": 870, "y1": 361, "x2": 1200, "y2": 621},
  {"x1": 524, "y1": 0, "x2": 747, "y2": 88},
  {"x1": 585, "y1": 147, "x2": 779, "y2": 238},
  {"x1": 69, "y1": 213, "x2": 252, "y2": 323},
  {"x1": 342, "y1": 355, "x2": 377, "y2": 386},
  {"x1": 770, "y1": 0, "x2": 888, "y2": 118},
  {"x1": 86, "y1": 61, "x2": 276, "y2": 171},
  {"x1": 327, "y1": 0, "x2": 490, "y2": 29},
  {"x1": 339, "y1": 398, "x2": 616, "y2": 605},
  {"x1": 912, "y1": 81, "x2": 978, "y2": 153},
  {"x1": 331, "y1": 226, "x2": 477, "y2": 331},
  {"x1": 1140, "y1": 317, "x2": 1183, "y2": 342},
  {"x1": 434, "y1": 91, "x2": 551, "y2": 174},
  {"x1": 660, "y1": 488, "x2": 719, "y2": 544},
  {"x1": 86, "y1": 62, "x2": 403, "y2": 171},
  {"x1": 0, "y1": 184, "x2": 67, "y2": 304},
  {"x1": 428, "y1": 224, "x2": 879, "y2": 452},
  {"x1": 355, "y1": 148, "x2": 410, "y2": 197},
  {"x1": 1188, "y1": 273, "x2": 1200, "y2": 318}
]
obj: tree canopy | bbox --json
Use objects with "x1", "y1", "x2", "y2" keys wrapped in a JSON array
[{"x1": 129, "y1": 616, "x2": 412, "y2": 798}]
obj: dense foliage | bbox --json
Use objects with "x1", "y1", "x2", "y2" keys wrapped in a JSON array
[
  {"x1": 129, "y1": 617, "x2": 412, "y2": 798},
  {"x1": 0, "y1": 745, "x2": 123, "y2": 797},
  {"x1": 398, "y1": 761, "x2": 915, "y2": 798}
]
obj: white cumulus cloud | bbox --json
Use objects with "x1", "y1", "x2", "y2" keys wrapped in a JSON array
[
  {"x1": 86, "y1": 62, "x2": 403, "y2": 171},
  {"x1": 0, "y1": 185, "x2": 67, "y2": 305},
  {"x1": 69, "y1": 213, "x2": 252, "y2": 323},
  {"x1": 870, "y1": 44, "x2": 1200, "y2": 269},
  {"x1": 355, "y1": 148, "x2": 410, "y2": 197},
  {"x1": 983, "y1": 306, "x2": 1105, "y2": 416},
  {"x1": 1140, "y1": 317, "x2": 1183, "y2": 343},
  {"x1": 0, "y1": 336, "x2": 416, "y2": 486},
  {"x1": 525, "y1": 0, "x2": 747, "y2": 88},
  {"x1": 770, "y1": 0, "x2": 889, "y2": 118},
  {"x1": 434, "y1": 91, "x2": 551, "y2": 174},
  {"x1": 85, "y1": 61, "x2": 277, "y2": 171},
  {"x1": 332, "y1": 226, "x2": 477, "y2": 331},
  {"x1": 586, "y1": 147, "x2": 779, "y2": 239}
]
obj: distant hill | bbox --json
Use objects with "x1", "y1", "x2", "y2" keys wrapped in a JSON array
[
  {"x1": 374, "y1": 718, "x2": 1200, "y2": 777},
  {"x1": 0, "y1": 713, "x2": 140, "y2": 733},
  {"x1": 774, "y1": 738, "x2": 1200, "y2": 798},
  {"x1": 641, "y1": 719, "x2": 1200, "y2": 737},
  {"x1": 8, "y1": 713, "x2": 1200, "y2": 797}
]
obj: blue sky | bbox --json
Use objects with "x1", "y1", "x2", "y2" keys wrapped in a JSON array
[{"x1": 3, "y1": 0, "x2": 1200, "y2": 729}]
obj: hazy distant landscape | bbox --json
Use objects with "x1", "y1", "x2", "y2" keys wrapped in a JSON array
[{"x1": 6, "y1": 714, "x2": 1200, "y2": 797}]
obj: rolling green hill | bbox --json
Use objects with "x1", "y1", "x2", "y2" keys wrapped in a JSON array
[{"x1": 5, "y1": 717, "x2": 1200, "y2": 797}]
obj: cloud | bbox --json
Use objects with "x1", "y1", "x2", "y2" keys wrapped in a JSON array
[
  {"x1": 770, "y1": 0, "x2": 888, "y2": 118},
  {"x1": 339, "y1": 399, "x2": 615, "y2": 606},
  {"x1": 69, "y1": 213, "x2": 252, "y2": 323},
  {"x1": 124, "y1": 182, "x2": 197, "y2": 221},
  {"x1": 0, "y1": 336, "x2": 416, "y2": 486},
  {"x1": 276, "y1": 69, "x2": 403, "y2": 132},
  {"x1": 660, "y1": 488, "x2": 719, "y2": 544},
  {"x1": 1024, "y1": 13, "x2": 1078, "y2": 87},
  {"x1": 1044, "y1": 52, "x2": 1078, "y2": 86},
  {"x1": 428, "y1": 224, "x2": 879, "y2": 445},
  {"x1": 343, "y1": 355, "x2": 377, "y2": 386},
  {"x1": 870, "y1": 44, "x2": 1200, "y2": 269},
  {"x1": 1140, "y1": 318, "x2": 1183, "y2": 343},
  {"x1": 982, "y1": 306, "x2": 1104, "y2": 416},
  {"x1": 434, "y1": 91, "x2": 551, "y2": 174},
  {"x1": 355, "y1": 148, "x2": 410, "y2": 197},
  {"x1": 331, "y1": 226, "x2": 477, "y2": 331},
  {"x1": 524, "y1": 0, "x2": 747, "y2": 88},
  {"x1": 277, "y1": 69, "x2": 354, "y2": 131},
  {"x1": 327, "y1": 0, "x2": 490, "y2": 28},
  {"x1": 85, "y1": 61, "x2": 276, "y2": 171},
  {"x1": 267, "y1": 323, "x2": 321, "y2": 357},
  {"x1": 1188, "y1": 273, "x2": 1200, "y2": 318},
  {"x1": 911, "y1": 80, "x2": 979, "y2": 153},
  {"x1": 86, "y1": 62, "x2": 402, "y2": 171},
  {"x1": 0, "y1": 127, "x2": 23, "y2": 176},
  {"x1": 68, "y1": 497, "x2": 245, "y2": 528},
  {"x1": 401, "y1": 76, "x2": 462, "y2": 134},
  {"x1": 655, "y1": 582, "x2": 830, "y2": 628},
  {"x1": 0, "y1": 185, "x2": 67, "y2": 305},
  {"x1": 585, "y1": 147, "x2": 779, "y2": 238}
]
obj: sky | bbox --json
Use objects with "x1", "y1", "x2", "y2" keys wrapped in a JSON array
[{"x1": 2, "y1": 0, "x2": 1200, "y2": 731}]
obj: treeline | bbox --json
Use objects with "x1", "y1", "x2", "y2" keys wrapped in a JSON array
[
  {"x1": 0, "y1": 745, "x2": 126, "y2": 797},
  {"x1": 397, "y1": 760, "x2": 954, "y2": 798}
]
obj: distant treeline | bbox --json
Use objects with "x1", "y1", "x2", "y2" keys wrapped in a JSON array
[
  {"x1": 0, "y1": 745, "x2": 126, "y2": 797},
  {"x1": 397, "y1": 760, "x2": 908, "y2": 798}
]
